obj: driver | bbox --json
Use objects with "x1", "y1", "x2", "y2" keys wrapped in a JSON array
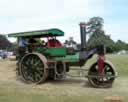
[
  {"x1": 28, "y1": 38, "x2": 37, "y2": 52},
  {"x1": 18, "y1": 37, "x2": 27, "y2": 57}
]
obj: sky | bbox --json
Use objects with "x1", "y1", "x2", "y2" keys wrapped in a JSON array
[{"x1": 0, "y1": 0, "x2": 128, "y2": 43}]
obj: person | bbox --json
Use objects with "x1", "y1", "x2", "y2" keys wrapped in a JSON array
[
  {"x1": 18, "y1": 37, "x2": 27, "y2": 59},
  {"x1": 18, "y1": 38, "x2": 27, "y2": 47},
  {"x1": 46, "y1": 38, "x2": 62, "y2": 47},
  {"x1": 28, "y1": 38, "x2": 37, "y2": 52},
  {"x1": 28, "y1": 38, "x2": 37, "y2": 44}
]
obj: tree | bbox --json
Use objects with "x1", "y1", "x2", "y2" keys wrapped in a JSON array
[
  {"x1": 0, "y1": 34, "x2": 12, "y2": 50},
  {"x1": 115, "y1": 40, "x2": 128, "y2": 51},
  {"x1": 87, "y1": 32, "x2": 116, "y2": 53},
  {"x1": 87, "y1": 17, "x2": 116, "y2": 53},
  {"x1": 64, "y1": 37, "x2": 77, "y2": 48},
  {"x1": 87, "y1": 17, "x2": 104, "y2": 36}
]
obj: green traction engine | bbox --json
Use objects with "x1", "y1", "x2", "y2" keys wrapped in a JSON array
[{"x1": 8, "y1": 22, "x2": 117, "y2": 88}]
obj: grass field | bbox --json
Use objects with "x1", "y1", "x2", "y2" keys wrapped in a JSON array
[{"x1": 0, "y1": 54, "x2": 128, "y2": 102}]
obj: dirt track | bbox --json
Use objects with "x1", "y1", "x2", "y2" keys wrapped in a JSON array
[{"x1": 0, "y1": 59, "x2": 128, "y2": 97}]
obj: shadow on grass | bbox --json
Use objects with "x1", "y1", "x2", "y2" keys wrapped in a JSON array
[{"x1": 46, "y1": 77, "x2": 93, "y2": 88}]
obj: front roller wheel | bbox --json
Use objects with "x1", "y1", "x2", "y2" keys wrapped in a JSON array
[
  {"x1": 88, "y1": 61, "x2": 117, "y2": 88},
  {"x1": 19, "y1": 53, "x2": 48, "y2": 84}
]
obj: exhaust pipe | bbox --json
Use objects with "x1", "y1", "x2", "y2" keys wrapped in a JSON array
[{"x1": 79, "y1": 22, "x2": 86, "y2": 50}]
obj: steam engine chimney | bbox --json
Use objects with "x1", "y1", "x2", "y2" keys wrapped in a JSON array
[{"x1": 79, "y1": 22, "x2": 86, "y2": 50}]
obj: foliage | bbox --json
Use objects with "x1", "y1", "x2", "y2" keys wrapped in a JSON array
[
  {"x1": 87, "y1": 17, "x2": 104, "y2": 36},
  {"x1": 64, "y1": 37, "x2": 77, "y2": 48},
  {"x1": 86, "y1": 17, "x2": 128, "y2": 53},
  {"x1": 115, "y1": 40, "x2": 128, "y2": 51},
  {"x1": 0, "y1": 34, "x2": 12, "y2": 50},
  {"x1": 87, "y1": 31, "x2": 116, "y2": 53}
]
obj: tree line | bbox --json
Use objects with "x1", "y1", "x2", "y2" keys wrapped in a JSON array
[{"x1": 87, "y1": 17, "x2": 128, "y2": 53}]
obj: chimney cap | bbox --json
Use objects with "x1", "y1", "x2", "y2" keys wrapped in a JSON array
[{"x1": 79, "y1": 22, "x2": 86, "y2": 26}]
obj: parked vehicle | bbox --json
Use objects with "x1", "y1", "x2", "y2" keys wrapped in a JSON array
[{"x1": 0, "y1": 51, "x2": 7, "y2": 59}]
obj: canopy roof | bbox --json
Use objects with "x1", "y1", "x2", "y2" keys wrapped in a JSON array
[{"x1": 8, "y1": 28, "x2": 64, "y2": 38}]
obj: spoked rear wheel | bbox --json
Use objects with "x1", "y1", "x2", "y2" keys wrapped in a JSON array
[
  {"x1": 19, "y1": 53, "x2": 48, "y2": 84},
  {"x1": 88, "y1": 62, "x2": 116, "y2": 88}
]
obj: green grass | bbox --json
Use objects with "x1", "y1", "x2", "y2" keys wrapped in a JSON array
[
  {"x1": 107, "y1": 54, "x2": 128, "y2": 77},
  {"x1": 0, "y1": 54, "x2": 128, "y2": 102}
]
